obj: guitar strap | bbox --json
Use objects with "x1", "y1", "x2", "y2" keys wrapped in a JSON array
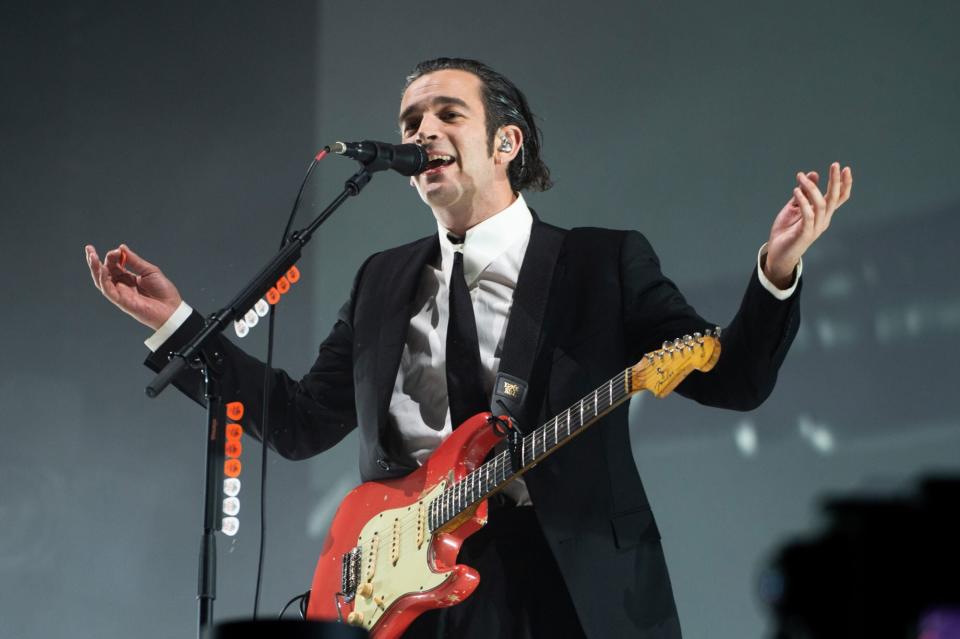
[{"x1": 491, "y1": 216, "x2": 566, "y2": 435}]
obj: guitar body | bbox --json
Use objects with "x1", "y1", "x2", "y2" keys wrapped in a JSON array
[
  {"x1": 304, "y1": 331, "x2": 720, "y2": 637},
  {"x1": 306, "y1": 412, "x2": 502, "y2": 638}
]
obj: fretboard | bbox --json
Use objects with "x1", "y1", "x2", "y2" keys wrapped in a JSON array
[{"x1": 428, "y1": 367, "x2": 634, "y2": 531}]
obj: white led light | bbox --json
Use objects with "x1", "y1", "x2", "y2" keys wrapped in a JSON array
[
  {"x1": 254, "y1": 298, "x2": 270, "y2": 317},
  {"x1": 223, "y1": 497, "x2": 240, "y2": 517},
  {"x1": 244, "y1": 309, "x2": 259, "y2": 327},
  {"x1": 234, "y1": 319, "x2": 249, "y2": 338},
  {"x1": 221, "y1": 516, "x2": 239, "y2": 536},
  {"x1": 223, "y1": 477, "x2": 241, "y2": 497}
]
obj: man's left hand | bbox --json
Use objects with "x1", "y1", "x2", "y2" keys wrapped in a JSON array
[{"x1": 764, "y1": 162, "x2": 853, "y2": 288}]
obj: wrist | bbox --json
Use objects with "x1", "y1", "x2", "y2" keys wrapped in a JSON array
[{"x1": 761, "y1": 253, "x2": 797, "y2": 289}]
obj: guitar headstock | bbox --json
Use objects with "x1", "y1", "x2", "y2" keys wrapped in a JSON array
[{"x1": 630, "y1": 329, "x2": 722, "y2": 398}]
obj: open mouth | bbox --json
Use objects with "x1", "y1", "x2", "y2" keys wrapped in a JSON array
[{"x1": 425, "y1": 154, "x2": 456, "y2": 171}]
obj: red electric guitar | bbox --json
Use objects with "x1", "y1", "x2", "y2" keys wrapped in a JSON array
[{"x1": 305, "y1": 330, "x2": 721, "y2": 637}]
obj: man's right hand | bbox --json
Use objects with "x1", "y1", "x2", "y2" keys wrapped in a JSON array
[{"x1": 85, "y1": 244, "x2": 183, "y2": 331}]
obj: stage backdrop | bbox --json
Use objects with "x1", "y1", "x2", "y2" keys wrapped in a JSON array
[{"x1": 2, "y1": 2, "x2": 958, "y2": 638}]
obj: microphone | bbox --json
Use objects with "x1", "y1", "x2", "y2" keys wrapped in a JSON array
[{"x1": 330, "y1": 140, "x2": 429, "y2": 176}]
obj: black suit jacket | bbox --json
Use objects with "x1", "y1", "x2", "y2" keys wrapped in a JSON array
[{"x1": 147, "y1": 218, "x2": 800, "y2": 638}]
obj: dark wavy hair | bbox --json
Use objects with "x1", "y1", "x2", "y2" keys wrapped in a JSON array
[{"x1": 404, "y1": 57, "x2": 553, "y2": 192}]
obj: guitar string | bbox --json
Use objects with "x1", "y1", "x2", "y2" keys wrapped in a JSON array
[
  {"x1": 430, "y1": 368, "x2": 634, "y2": 528},
  {"x1": 353, "y1": 373, "x2": 634, "y2": 543},
  {"x1": 433, "y1": 337, "x2": 711, "y2": 527},
  {"x1": 351, "y1": 338, "x2": 713, "y2": 579}
]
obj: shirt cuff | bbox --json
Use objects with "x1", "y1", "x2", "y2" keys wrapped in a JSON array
[
  {"x1": 144, "y1": 301, "x2": 193, "y2": 352},
  {"x1": 756, "y1": 243, "x2": 802, "y2": 300}
]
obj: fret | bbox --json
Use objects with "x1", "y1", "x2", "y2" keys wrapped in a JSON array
[
  {"x1": 593, "y1": 389, "x2": 598, "y2": 418},
  {"x1": 567, "y1": 407, "x2": 574, "y2": 433},
  {"x1": 608, "y1": 378, "x2": 613, "y2": 410},
  {"x1": 579, "y1": 399, "x2": 584, "y2": 430}
]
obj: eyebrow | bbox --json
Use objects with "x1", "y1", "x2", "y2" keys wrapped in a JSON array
[{"x1": 398, "y1": 96, "x2": 471, "y2": 127}]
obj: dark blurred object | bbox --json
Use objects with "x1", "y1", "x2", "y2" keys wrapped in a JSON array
[
  {"x1": 761, "y1": 477, "x2": 960, "y2": 639},
  {"x1": 213, "y1": 619, "x2": 367, "y2": 638}
]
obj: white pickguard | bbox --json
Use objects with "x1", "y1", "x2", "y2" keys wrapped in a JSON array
[{"x1": 350, "y1": 482, "x2": 450, "y2": 631}]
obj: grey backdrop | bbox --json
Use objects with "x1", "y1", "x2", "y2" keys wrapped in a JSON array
[{"x1": 2, "y1": 1, "x2": 958, "y2": 637}]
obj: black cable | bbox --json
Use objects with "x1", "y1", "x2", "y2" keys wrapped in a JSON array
[
  {"x1": 278, "y1": 591, "x2": 310, "y2": 620},
  {"x1": 252, "y1": 149, "x2": 329, "y2": 619}
]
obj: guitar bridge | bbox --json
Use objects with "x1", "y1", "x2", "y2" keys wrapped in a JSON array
[{"x1": 340, "y1": 546, "x2": 362, "y2": 603}]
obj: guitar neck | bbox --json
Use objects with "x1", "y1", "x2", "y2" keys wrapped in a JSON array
[
  {"x1": 428, "y1": 367, "x2": 636, "y2": 531},
  {"x1": 427, "y1": 330, "x2": 721, "y2": 532}
]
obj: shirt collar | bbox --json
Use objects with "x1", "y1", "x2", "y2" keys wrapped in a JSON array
[{"x1": 437, "y1": 194, "x2": 533, "y2": 287}]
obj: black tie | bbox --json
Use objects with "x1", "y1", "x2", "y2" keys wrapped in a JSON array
[{"x1": 446, "y1": 248, "x2": 488, "y2": 428}]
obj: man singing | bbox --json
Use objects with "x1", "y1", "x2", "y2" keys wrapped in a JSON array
[{"x1": 86, "y1": 58, "x2": 852, "y2": 638}]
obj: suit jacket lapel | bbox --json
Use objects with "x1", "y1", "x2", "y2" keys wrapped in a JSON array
[{"x1": 374, "y1": 234, "x2": 440, "y2": 442}]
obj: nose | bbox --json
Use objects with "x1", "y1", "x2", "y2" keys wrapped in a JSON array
[{"x1": 413, "y1": 113, "x2": 441, "y2": 145}]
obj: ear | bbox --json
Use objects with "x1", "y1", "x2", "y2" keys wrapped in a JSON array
[
  {"x1": 410, "y1": 176, "x2": 416, "y2": 188},
  {"x1": 495, "y1": 125, "x2": 523, "y2": 165}
]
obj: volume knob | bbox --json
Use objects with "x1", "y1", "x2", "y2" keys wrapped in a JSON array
[
  {"x1": 357, "y1": 582, "x2": 374, "y2": 598},
  {"x1": 347, "y1": 610, "x2": 364, "y2": 626}
]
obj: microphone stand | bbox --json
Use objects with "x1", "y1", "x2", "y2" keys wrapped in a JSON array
[{"x1": 145, "y1": 165, "x2": 373, "y2": 639}]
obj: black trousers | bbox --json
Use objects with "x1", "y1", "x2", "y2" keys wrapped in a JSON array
[{"x1": 403, "y1": 505, "x2": 588, "y2": 639}]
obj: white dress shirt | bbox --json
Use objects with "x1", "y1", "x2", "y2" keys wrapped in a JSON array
[
  {"x1": 147, "y1": 197, "x2": 799, "y2": 503},
  {"x1": 389, "y1": 194, "x2": 533, "y2": 466}
]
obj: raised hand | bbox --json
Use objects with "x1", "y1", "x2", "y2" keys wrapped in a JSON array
[
  {"x1": 764, "y1": 162, "x2": 853, "y2": 288},
  {"x1": 85, "y1": 244, "x2": 183, "y2": 330}
]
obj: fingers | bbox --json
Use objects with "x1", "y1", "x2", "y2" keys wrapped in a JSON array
[
  {"x1": 823, "y1": 162, "x2": 853, "y2": 226},
  {"x1": 793, "y1": 185, "x2": 815, "y2": 230},
  {"x1": 118, "y1": 243, "x2": 159, "y2": 276},
  {"x1": 103, "y1": 246, "x2": 127, "y2": 276},
  {"x1": 839, "y1": 165, "x2": 853, "y2": 204},
  {"x1": 89, "y1": 244, "x2": 134, "y2": 304},
  {"x1": 85, "y1": 245, "x2": 103, "y2": 291},
  {"x1": 797, "y1": 171, "x2": 826, "y2": 230}
]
